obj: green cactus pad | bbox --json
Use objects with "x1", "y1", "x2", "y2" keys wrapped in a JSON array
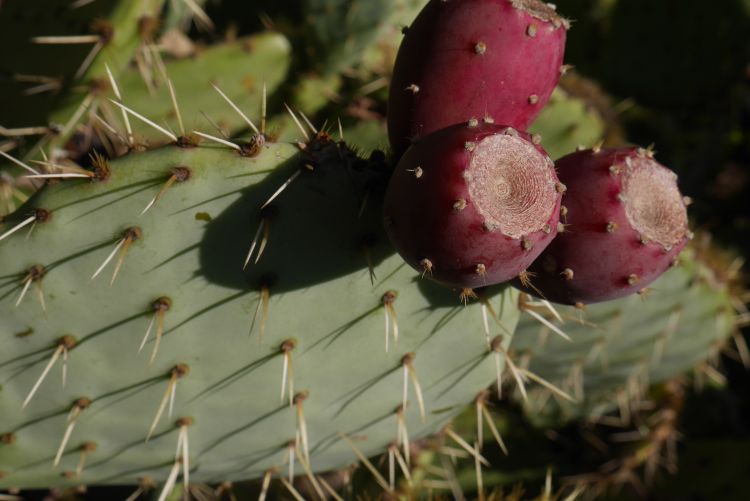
[
  {"x1": 511, "y1": 248, "x2": 735, "y2": 425},
  {"x1": 529, "y1": 87, "x2": 605, "y2": 160},
  {"x1": 36, "y1": 0, "x2": 166, "y2": 154},
  {"x1": 0, "y1": 135, "x2": 517, "y2": 489},
  {"x1": 110, "y1": 32, "x2": 291, "y2": 146}
]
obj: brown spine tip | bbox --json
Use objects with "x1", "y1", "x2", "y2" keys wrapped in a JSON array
[
  {"x1": 59, "y1": 335, "x2": 77, "y2": 350},
  {"x1": 176, "y1": 135, "x2": 199, "y2": 148},
  {"x1": 34, "y1": 208, "x2": 52, "y2": 223},
  {"x1": 419, "y1": 258, "x2": 433, "y2": 276},
  {"x1": 560, "y1": 268, "x2": 574, "y2": 281},
  {"x1": 81, "y1": 441, "x2": 98, "y2": 452},
  {"x1": 401, "y1": 352, "x2": 416, "y2": 365},
  {"x1": 1, "y1": 433, "x2": 16, "y2": 445},
  {"x1": 280, "y1": 339, "x2": 297, "y2": 353},
  {"x1": 606, "y1": 222, "x2": 618, "y2": 233},
  {"x1": 490, "y1": 335, "x2": 504, "y2": 352},
  {"x1": 170, "y1": 167, "x2": 191, "y2": 182},
  {"x1": 518, "y1": 269, "x2": 536, "y2": 288},
  {"x1": 409, "y1": 166, "x2": 424, "y2": 178},
  {"x1": 555, "y1": 182, "x2": 567, "y2": 194},
  {"x1": 28, "y1": 264, "x2": 46, "y2": 282},
  {"x1": 73, "y1": 397, "x2": 92, "y2": 410},
  {"x1": 172, "y1": 364, "x2": 190, "y2": 378},
  {"x1": 176, "y1": 417, "x2": 194, "y2": 428},
  {"x1": 293, "y1": 391, "x2": 309, "y2": 404},
  {"x1": 124, "y1": 226, "x2": 142, "y2": 241},
  {"x1": 152, "y1": 297, "x2": 172, "y2": 312},
  {"x1": 474, "y1": 42, "x2": 487, "y2": 54},
  {"x1": 460, "y1": 288, "x2": 478, "y2": 303},
  {"x1": 240, "y1": 133, "x2": 266, "y2": 157},
  {"x1": 382, "y1": 290, "x2": 399, "y2": 305},
  {"x1": 90, "y1": 152, "x2": 111, "y2": 181},
  {"x1": 453, "y1": 199, "x2": 467, "y2": 211},
  {"x1": 542, "y1": 224, "x2": 552, "y2": 234},
  {"x1": 574, "y1": 302, "x2": 586, "y2": 310}
]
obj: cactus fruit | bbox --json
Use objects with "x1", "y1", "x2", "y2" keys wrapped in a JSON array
[
  {"x1": 387, "y1": 0, "x2": 569, "y2": 156},
  {"x1": 0, "y1": 117, "x2": 520, "y2": 489},
  {"x1": 383, "y1": 122, "x2": 563, "y2": 289},
  {"x1": 518, "y1": 147, "x2": 690, "y2": 305},
  {"x1": 511, "y1": 244, "x2": 738, "y2": 425}
]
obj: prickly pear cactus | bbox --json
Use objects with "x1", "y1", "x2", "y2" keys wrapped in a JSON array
[
  {"x1": 511, "y1": 245, "x2": 737, "y2": 425},
  {"x1": 4, "y1": 0, "x2": 167, "y2": 155},
  {"x1": 529, "y1": 87, "x2": 605, "y2": 160},
  {"x1": 0, "y1": 128, "x2": 518, "y2": 489},
  {"x1": 106, "y1": 32, "x2": 292, "y2": 145}
]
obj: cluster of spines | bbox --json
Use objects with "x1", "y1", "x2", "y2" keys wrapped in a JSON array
[{"x1": 0, "y1": 71, "x2": 574, "y2": 498}]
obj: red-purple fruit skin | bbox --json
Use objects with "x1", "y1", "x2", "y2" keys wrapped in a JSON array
[
  {"x1": 387, "y1": 0, "x2": 568, "y2": 157},
  {"x1": 383, "y1": 122, "x2": 562, "y2": 289},
  {"x1": 517, "y1": 148, "x2": 690, "y2": 305}
]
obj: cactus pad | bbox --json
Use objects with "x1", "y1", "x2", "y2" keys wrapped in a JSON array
[{"x1": 0, "y1": 134, "x2": 518, "y2": 489}]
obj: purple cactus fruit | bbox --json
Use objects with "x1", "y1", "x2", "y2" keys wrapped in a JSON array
[
  {"x1": 383, "y1": 121, "x2": 563, "y2": 289},
  {"x1": 387, "y1": 0, "x2": 569, "y2": 157},
  {"x1": 518, "y1": 147, "x2": 691, "y2": 305}
]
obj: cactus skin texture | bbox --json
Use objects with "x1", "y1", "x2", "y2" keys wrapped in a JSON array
[
  {"x1": 528, "y1": 87, "x2": 606, "y2": 160},
  {"x1": 383, "y1": 122, "x2": 562, "y2": 289},
  {"x1": 511, "y1": 246, "x2": 736, "y2": 425},
  {"x1": 518, "y1": 147, "x2": 690, "y2": 305},
  {"x1": 0, "y1": 132, "x2": 518, "y2": 489},
  {"x1": 387, "y1": 0, "x2": 568, "y2": 157},
  {"x1": 109, "y1": 32, "x2": 291, "y2": 145}
]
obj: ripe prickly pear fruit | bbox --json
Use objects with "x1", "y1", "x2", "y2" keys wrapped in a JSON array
[
  {"x1": 383, "y1": 121, "x2": 563, "y2": 289},
  {"x1": 518, "y1": 147, "x2": 691, "y2": 305},
  {"x1": 387, "y1": 0, "x2": 569, "y2": 157}
]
